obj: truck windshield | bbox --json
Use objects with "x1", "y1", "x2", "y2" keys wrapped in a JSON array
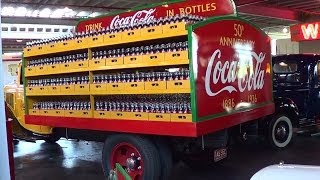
[{"x1": 273, "y1": 61, "x2": 297, "y2": 74}]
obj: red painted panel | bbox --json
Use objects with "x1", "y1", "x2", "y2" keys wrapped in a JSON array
[
  {"x1": 196, "y1": 103, "x2": 274, "y2": 136},
  {"x1": 25, "y1": 115, "x2": 197, "y2": 137},
  {"x1": 192, "y1": 17, "x2": 273, "y2": 120},
  {"x1": 291, "y1": 22, "x2": 320, "y2": 42},
  {"x1": 76, "y1": 0, "x2": 235, "y2": 32}
]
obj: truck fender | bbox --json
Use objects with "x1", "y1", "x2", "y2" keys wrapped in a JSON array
[{"x1": 273, "y1": 97, "x2": 299, "y2": 127}]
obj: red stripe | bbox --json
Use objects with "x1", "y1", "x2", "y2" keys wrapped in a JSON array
[
  {"x1": 26, "y1": 103, "x2": 274, "y2": 137},
  {"x1": 196, "y1": 103, "x2": 275, "y2": 136},
  {"x1": 25, "y1": 115, "x2": 198, "y2": 137}
]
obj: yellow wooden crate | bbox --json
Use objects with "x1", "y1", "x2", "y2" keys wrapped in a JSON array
[
  {"x1": 41, "y1": 44, "x2": 51, "y2": 53},
  {"x1": 65, "y1": 110, "x2": 92, "y2": 118},
  {"x1": 89, "y1": 59, "x2": 106, "y2": 69},
  {"x1": 104, "y1": 33, "x2": 122, "y2": 44},
  {"x1": 105, "y1": 57, "x2": 124, "y2": 66},
  {"x1": 128, "y1": 112, "x2": 149, "y2": 121},
  {"x1": 75, "y1": 84, "x2": 90, "y2": 93},
  {"x1": 34, "y1": 45, "x2": 45, "y2": 54},
  {"x1": 171, "y1": 114, "x2": 192, "y2": 122},
  {"x1": 24, "y1": 47, "x2": 36, "y2": 57},
  {"x1": 162, "y1": 22, "x2": 187, "y2": 34},
  {"x1": 47, "y1": 64, "x2": 60, "y2": 74},
  {"x1": 70, "y1": 60, "x2": 89, "y2": 69},
  {"x1": 73, "y1": 38, "x2": 89, "y2": 50},
  {"x1": 122, "y1": 29, "x2": 141, "y2": 41},
  {"x1": 142, "y1": 53, "x2": 165, "y2": 64},
  {"x1": 145, "y1": 81, "x2": 167, "y2": 91},
  {"x1": 167, "y1": 80, "x2": 190, "y2": 90},
  {"x1": 75, "y1": 110, "x2": 92, "y2": 118},
  {"x1": 107, "y1": 83, "x2": 125, "y2": 93},
  {"x1": 36, "y1": 66, "x2": 48, "y2": 75},
  {"x1": 38, "y1": 86, "x2": 48, "y2": 94},
  {"x1": 62, "y1": 40, "x2": 75, "y2": 49},
  {"x1": 94, "y1": 111, "x2": 111, "y2": 119},
  {"x1": 60, "y1": 85, "x2": 75, "y2": 94},
  {"x1": 65, "y1": 110, "x2": 76, "y2": 117},
  {"x1": 59, "y1": 63, "x2": 72, "y2": 72},
  {"x1": 124, "y1": 55, "x2": 143, "y2": 64},
  {"x1": 88, "y1": 35, "x2": 104, "y2": 48},
  {"x1": 141, "y1": 26, "x2": 163, "y2": 38},
  {"x1": 26, "y1": 87, "x2": 36, "y2": 95},
  {"x1": 149, "y1": 113, "x2": 171, "y2": 122},
  {"x1": 48, "y1": 86, "x2": 61, "y2": 94},
  {"x1": 25, "y1": 67, "x2": 36, "y2": 76},
  {"x1": 165, "y1": 51, "x2": 189, "y2": 64},
  {"x1": 39, "y1": 110, "x2": 55, "y2": 116},
  {"x1": 29, "y1": 109, "x2": 39, "y2": 115},
  {"x1": 51, "y1": 110, "x2": 65, "y2": 117},
  {"x1": 124, "y1": 82, "x2": 145, "y2": 93},
  {"x1": 110, "y1": 111, "x2": 131, "y2": 120},
  {"x1": 90, "y1": 84, "x2": 107, "y2": 93}
]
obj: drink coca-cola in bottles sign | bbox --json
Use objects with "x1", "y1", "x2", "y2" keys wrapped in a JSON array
[
  {"x1": 76, "y1": 0, "x2": 236, "y2": 32},
  {"x1": 192, "y1": 17, "x2": 272, "y2": 120}
]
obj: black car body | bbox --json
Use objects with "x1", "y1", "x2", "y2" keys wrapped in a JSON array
[{"x1": 273, "y1": 54, "x2": 320, "y2": 128}]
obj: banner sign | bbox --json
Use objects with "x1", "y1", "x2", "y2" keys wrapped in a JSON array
[
  {"x1": 76, "y1": 0, "x2": 236, "y2": 32},
  {"x1": 291, "y1": 22, "x2": 320, "y2": 41},
  {"x1": 193, "y1": 17, "x2": 272, "y2": 119}
]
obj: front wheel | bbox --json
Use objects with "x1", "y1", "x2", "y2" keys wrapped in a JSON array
[
  {"x1": 268, "y1": 115, "x2": 293, "y2": 149},
  {"x1": 102, "y1": 134, "x2": 161, "y2": 180}
]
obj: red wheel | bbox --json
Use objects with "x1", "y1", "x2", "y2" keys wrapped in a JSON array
[
  {"x1": 102, "y1": 134, "x2": 161, "y2": 180},
  {"x1": 111, "y1": 142, "x2": 144, "y2": 180}
]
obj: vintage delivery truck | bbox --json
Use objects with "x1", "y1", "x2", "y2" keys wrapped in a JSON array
[{"x1": 5, "y1": 0, "x2": 280, "y2": 179}]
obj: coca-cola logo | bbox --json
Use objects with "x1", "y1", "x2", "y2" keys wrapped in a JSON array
[
  {"x1": 205, "y1": 49, "x2": 266, "y2": 96},
  {"x1": 110, "y1": 9, "x2": 156, "y2": 29}
]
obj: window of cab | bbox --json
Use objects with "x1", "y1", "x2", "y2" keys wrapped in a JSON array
[{"x1": 273, "y1": 61, "x2": 298, "y2": 74}]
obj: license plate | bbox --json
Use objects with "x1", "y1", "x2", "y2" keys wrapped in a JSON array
[{"x1": 214, "y1": 148, "x2": 227, "y2": 162}]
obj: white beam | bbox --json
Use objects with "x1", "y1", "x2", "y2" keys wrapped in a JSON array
[{"x1": 0, "y1": 1, "x2": 11, "y2": 179}]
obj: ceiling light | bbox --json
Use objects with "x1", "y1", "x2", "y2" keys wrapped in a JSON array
[
  {"x1": 14, "y1": 7, "x2": 27, "y2": 16},
  {"x1": 282, "y1": 27, "x2": 288, "y2": 33},
  {"x1": 50, "y1": 9, "x2": 64, "y2": 18},
  {"x1": 26, "y1": 10, "x2": 33, "y2": 17},
  {"x1": 31, "y1": 10, "x2": 39, "y2": 17},
  {"x1": 2, "y1": 7, "x2": 15, "y2": 16},
  {"x1": 89, "y1": 12, "x2": 101, "y2": 17},
  {"x1": 76, "y1": 11, "x2": 89, "y2": 17},
  {"x1": 39, "y1": 8, "x2": 51, "y2": 18},
  {"x1": 16, "y1": 40, "x2": 23, "y2": 42}
]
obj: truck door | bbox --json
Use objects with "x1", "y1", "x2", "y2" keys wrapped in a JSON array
[
  {"x1": 273, "y1": 59, "x2": 306, "y2": 117},
  {"x1": 310, "y1": 60, "x2": 320, "y2": 121}
]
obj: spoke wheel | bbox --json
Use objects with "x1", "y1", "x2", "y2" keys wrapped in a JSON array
[
  {"x1": 102, "y1": 134, "x2": 161, "y2": 180},
  {"x1": 111, "y1": 142, "x2": 143, "y2": 180},
  {"x1": 268, "y1": 115, "x2": 293, "y2": 149}
]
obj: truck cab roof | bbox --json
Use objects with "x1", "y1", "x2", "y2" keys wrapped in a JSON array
[{"x1": 273, "y1": 54, "x2": 320, "y2": 62}]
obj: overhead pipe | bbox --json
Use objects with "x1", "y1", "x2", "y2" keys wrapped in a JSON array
[
  {"x1": 2, "y1": 2, "x2": 127, "y2": 10},
  {"x1": 237, "y1": 0, "x2": 269, "y2": 7}
]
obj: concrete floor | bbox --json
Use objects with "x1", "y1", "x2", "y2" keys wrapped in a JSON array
[{"x1": 14, "y1": 136, "x2": 320, "y2": 180}]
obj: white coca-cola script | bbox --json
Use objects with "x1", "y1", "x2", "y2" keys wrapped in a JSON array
[
  {"x1": 110, "y1": 9, "x2": 156, "y2": 29},
  {"x1": 205, "y1": 49, "x2": 266, "y2": 96}
]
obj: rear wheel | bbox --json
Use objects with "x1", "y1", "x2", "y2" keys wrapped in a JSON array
[
  {"x1": 102, "y1": 134, "x2": 161, "y2": 180},
  {"x1": 268, "y1": 115, "x2": 293, "y2": 149},
  {"x1": 44, "y1": 134, "x2": 60, "y2": 144},
  {"x1": 44, "y1": 129, "x2": 61, "y2": 144},
  {"x1": 154, "y1": 140, "x2": 173, "y2": 180}
]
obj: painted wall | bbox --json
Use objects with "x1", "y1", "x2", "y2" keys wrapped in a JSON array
[
  {"x1": 299, "y1": 40, "x2": 320, "y2": 54},
  {"x1": 276, "y1": 39, "x2": 300, "y2": 55},
  {"x1": 3, "y1": 61, "x2": 19, "y2": 85}
]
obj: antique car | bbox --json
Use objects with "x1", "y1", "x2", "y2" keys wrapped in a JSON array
[{"x1": 272, "y1": 54, "x2": 320, "y2": 143}]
